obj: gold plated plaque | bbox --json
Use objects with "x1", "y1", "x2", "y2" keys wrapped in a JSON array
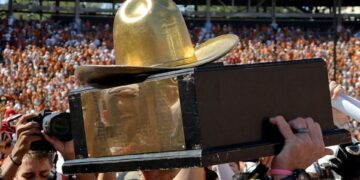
[{"x1": 81, "y1": 78, "x2": 185, "y2": 157}]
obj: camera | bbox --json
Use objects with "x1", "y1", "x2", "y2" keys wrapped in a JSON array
[{"x1": 29, "y1": 109, "x2": 72, "y2": 151}]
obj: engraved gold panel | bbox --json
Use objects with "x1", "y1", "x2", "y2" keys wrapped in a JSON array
[{"x1": 81, "y1": 78, "x2": 185, "y2": 157}]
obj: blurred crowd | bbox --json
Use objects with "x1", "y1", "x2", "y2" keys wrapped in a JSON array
[
  {"x1": 0, "y1": 19, "x2": 359, "y2": 138},
  {"x1": 0, "y1": 19, "x2": 114, "y2": 118},
  {"x1": 204, "y1": 24, "x2": 360, "y2": 99}
]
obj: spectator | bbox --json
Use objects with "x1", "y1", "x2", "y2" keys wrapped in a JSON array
[
  {"x1": 13, "y1": 150, "x2": 53, "y2": 180},
  {"x1": 0, "y1": 113, "x2": 93, "y2": 180}
]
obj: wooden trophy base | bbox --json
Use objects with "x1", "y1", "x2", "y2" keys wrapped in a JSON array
[{"x1": 63, "y1": 59, "x2": 351, "y2": 174}]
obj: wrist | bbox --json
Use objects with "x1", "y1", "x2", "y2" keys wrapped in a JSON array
[
  {"x1": 270, "y1": 169, "x2": 293, "y2": 180},
  {"x1": 271, "y1": 169, "x2": 310, "y2": 180},
  {"x1": 271, "y1": 159, "x2": 294, "y2": 171},
  {"x1": 9, "y1": 151, "x2": 24, "y2": 166},
  {"x1": 11, "y1": 148, "x2": 26, "y2": 163}
]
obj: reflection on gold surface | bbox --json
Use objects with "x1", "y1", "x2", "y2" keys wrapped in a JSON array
[
  {"x1": 81, "y1": 78, "x2": 185, "y2": 157},
  {"x1": 120, "y1": 0, "x2": 152, "y2": 23},
  {"x1": 114, "y1": 0, "x2": 196, "y2": 67}
]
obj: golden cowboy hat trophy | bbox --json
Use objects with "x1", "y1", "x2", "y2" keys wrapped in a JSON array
[{"x1": 76, "y1": 0, "x2": 239, "y2": 84}]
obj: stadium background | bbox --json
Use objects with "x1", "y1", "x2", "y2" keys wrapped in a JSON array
[{"x1": 0, "y1": 0, "x2": 359, "y2": 140}]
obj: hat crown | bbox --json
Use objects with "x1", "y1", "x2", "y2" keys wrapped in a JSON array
[{"x1": 114, "y1": 0, "x2": 196, "y2": 67}]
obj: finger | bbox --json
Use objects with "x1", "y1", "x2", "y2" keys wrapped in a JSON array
[
  {"x1": 332, "y1": 85, "x2": 344, "y2": 100},
  {"x1": 311, "y1": 122, "x2": 326, "y2": 147},
  {"x1": 17, "y1": 121, "x2": 40, "y2": 132},
  {"x1": 329, "y1": 81, "x2": 337, "y2": 98},
  {"x1": 41, "y1": 130, "x2": 58, "y2": 146},
  {"x1": 17, "y1": 130, "x2": 42, "y2": 147},
  {"x1": 16, "y1": 122, "x2": 40, "y2": 136},
  {"x1": 270, "y1": 116, "x2": 295, "y2": 139},
  {"x1": 304, "y1": 117, "x2": 317, "y2": 138},
  {"x1": 16, "y1": 113, "x2": 37, "y2": 126},
  {"x1": 20, "y1": 128, "x2": 42, "y2": 137},
  {"x1": 329, "y1": 81, "x2": 337, "y2": 95},
  {"x1": 17, "y1": 135, "x2": 43, "y2": 148},
  {"x1": 288, "y1": 117, "x2": 308, "y2": 129},
  {"x1": 288, "y1": 117, "x2": 312, "y2": 142}
]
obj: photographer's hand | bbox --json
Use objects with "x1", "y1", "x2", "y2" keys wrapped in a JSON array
[
  {"x1": 1, "y1": 113, "x2": 42, "y2": 180},
  {"x1": 13, "y1": 113, "x2": 42, "y2": 157},
  {"x1": 41, "y1": 131, "x2": 75, "y2": 160}
]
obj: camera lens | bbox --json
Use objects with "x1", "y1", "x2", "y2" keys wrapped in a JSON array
[
  {"x1": 52, "y1": 116, "x2": 70, "y2": 133},
  {"x1": 43, "y1": 112, "x2": 72, "y2": 141}
]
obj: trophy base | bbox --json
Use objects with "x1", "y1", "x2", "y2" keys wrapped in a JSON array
[
  {"x1": 65, "y1": 59, "x2": 352, "y2": 174},
  {"x1": 63, "y1": 129, "x2": 350, "y2": 173}
]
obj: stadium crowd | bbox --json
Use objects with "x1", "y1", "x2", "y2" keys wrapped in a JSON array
[
  {"x1": 0, "y1": 19, "x2": 114, "y2": 117},
  {"x1": 0, "y1": 18, "x2": 359, "y2": 179},
  {"x1": 0, "y1": 20, "x2": 360, "y2": 114},
  {"x1": 1, "y1": 19, "x2": 359, "y2": 137}
]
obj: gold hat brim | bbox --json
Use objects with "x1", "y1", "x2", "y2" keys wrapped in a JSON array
[{"x1": 76, "y1": 34, "x2": 239, "y2": 84}]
